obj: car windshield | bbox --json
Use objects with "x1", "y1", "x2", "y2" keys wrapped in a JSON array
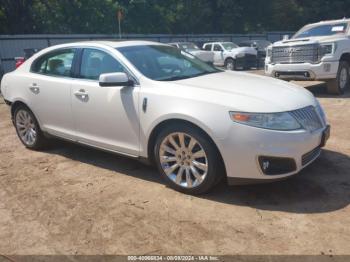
[
  {"x1": 117, "y1": 45, "x2": 221, "y2": 81},
  {"x1": 179, "y1": 43, "x2": 200, "y2": 51},
  {"x1": 222, "y1": 42, "x2": 239, "y2": 51},
  {"x1": 294, "y1": 23, "x2": 348, "y2": 38}
]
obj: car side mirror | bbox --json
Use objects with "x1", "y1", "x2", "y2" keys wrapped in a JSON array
[{"x1": 99, "y1": 72, "x2": 134, "y2": 87}]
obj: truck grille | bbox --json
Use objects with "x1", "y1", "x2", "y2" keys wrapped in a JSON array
[
  {"x1": 290, "y1": 106, "x2": 324, "y2": 132},
  {"x1": 271, "y1": 44, "x2": 319, "y2": 64}
]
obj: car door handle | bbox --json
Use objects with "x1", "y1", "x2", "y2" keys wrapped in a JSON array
[
  {"x1": 74, "y1": 89, "x2": 88, "y2": 100},
  {"x1": 29, "y1": 84, "x2": 40, "y2": 94}
]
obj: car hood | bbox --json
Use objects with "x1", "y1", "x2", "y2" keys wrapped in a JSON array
[
  {"x1": 227, "y1": 47, "x2": 257, "y2": 56},
  {"x1": 187, "y1": 50, "x2": 214, "y2": 62},
  {"x1": 167, "y1": 71, "x2": 316, "y2": 113},
  {"x1": 273, "y1": 35, "x2": 347, "y2": 46},
  {"x1": 186, "y1": 48, "x2": 205, "y2": 52}
]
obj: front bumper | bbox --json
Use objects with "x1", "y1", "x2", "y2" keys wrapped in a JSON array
[
  {"x1": 265, "y1": 61, "x2": 339, "y2": 80},
  {"x1": 216, "y1": 123, "x2": 330, "y2": 185},
  {"x1": 236, "y1": 54, "x2": 257, "y2": 69}
]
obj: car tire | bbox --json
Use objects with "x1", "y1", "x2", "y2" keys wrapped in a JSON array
[
  {"x1": 14, "y1": 105, "x2": 49, "y2": 150},
  {"x1": 326, "y1": 61, "x2": 349, "y2": 95},
  {"x1": 224, "y1": 58, "x2": 236, "y2": 71},
  {"x1": 154, "y1": 123, "x2": 224, "y2": 195}
]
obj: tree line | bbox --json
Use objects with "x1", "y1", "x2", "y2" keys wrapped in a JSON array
[{"x1": 1, "y1": 0, "x2": 350, "y2": 34}]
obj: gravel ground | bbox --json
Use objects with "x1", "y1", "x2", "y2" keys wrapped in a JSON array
[{"x1": 0, "y1": 74, "x2": 349, "y2": 255}]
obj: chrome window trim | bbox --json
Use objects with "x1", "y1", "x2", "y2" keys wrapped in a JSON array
[
  {"x1": 29, "y1": 45, "x2": 140, "y2": 85},
  {"x1": 29, "y1": 47, "x2": 77, "y2": 79}
]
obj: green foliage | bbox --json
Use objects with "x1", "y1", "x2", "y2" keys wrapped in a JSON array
[{"x1": 1, "y1": 0, "x2": 350, "y2": 34}]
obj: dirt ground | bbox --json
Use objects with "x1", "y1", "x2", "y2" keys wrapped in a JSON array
[{"x1": 0, "y1": 74, "x2": 350, "y2": 256}]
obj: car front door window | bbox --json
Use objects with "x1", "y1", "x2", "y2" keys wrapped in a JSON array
[
  {"x1": 80, "y1": 48, "x2": 126, "y2": 80},
  {"x1": 204, "y1": 44, "x2": 212, "y2": 51},
  {"x1": 214, "y1": 44, "x2": 223, "y2": 52}
]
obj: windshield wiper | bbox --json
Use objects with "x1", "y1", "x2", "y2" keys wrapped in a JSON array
[
  {"x1": 160, "y1": 75, "x2": 193, "y2": 81},
  {"x1": 160, "y1": 71, "x2": 220, "y2": 81}
]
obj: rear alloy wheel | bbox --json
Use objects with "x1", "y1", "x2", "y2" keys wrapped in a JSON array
[
  {"x1": 154, "y1": 124, "x2": 223, "y2": 194},
  {"x1": 14, "y1": 106, "x2": 49, "y2": 149},
  {"x1": 326, "y1": 61, "x2": 349, "y2": 95},
  {"x1": 225, "y1": 58, "x2": 236, "y2": 71}
]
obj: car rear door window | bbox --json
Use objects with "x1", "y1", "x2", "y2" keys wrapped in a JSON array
[
  {"x1": 32, "y1": 49, "x2": 75, "y2": 77},
  {"x1": 79, "y1": 48, "x2": 125, "y2": 80}
]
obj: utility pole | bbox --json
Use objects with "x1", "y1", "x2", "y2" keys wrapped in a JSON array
[{"x1": 117, "y1": 9, "x2": 123, "y2": 39}]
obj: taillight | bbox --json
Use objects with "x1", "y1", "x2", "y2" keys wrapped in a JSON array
[{"x1": 15, "y1": 57, "x2": 25, "y2": 68}]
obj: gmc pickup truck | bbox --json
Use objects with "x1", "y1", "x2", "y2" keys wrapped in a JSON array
[{"x1": 265, "y1": 18, "x2": 350, "y2": 95}]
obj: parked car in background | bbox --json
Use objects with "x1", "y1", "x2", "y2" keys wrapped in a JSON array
[
  {"x1": 169, "y1": 42, "x2": 214, "y2": 64},
  {"x1": 265, "y1": 18, "x2": 350, "y2": 94},
  {"x1": 239, "y1": 40, "x2": 272, "y2": 68},
  {"x1": 203, "y1": 42, "x2": 257, "y2": 70},
  {"x1": 1, "y1": 41, "x2": 330, "y2": 194},
  {"x1": 15, "y1": 48, "x2": 40, "y2": 69}
]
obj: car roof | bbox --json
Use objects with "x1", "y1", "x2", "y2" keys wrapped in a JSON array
[
  {"x1": 308, "y1": 18, "x2": 350, "y2": 27},
  {"x1": 47, "y1": 40, "x2": 167, "y2": 49},
  {"x1": 169, "y1": 42, "x2": 194, "y2": 45},
  {"x1": 24, "y1": 40, "x2": 170, "y2": 63},
  {"x1": 204, "y1": 42, "x2": 234, "y2": 45}
]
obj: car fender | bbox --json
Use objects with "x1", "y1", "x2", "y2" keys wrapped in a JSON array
[{"x1": 140, "y1": 110, "x2": 226, "y2": 159}]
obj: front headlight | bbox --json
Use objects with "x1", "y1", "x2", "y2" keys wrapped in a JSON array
[
  {"x1": 229, "y1": 111, "x2": 301, "y2": 131},
  {"x1": 319, "y1": 43, "x2": 337, "y2": 58},
  {"x1": 266, "y1": 46, "x2": 272, "y2": 57}
]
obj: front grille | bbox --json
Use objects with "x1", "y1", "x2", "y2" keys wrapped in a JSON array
[
  {"x1": 290, "y1": 106, "x2": 324, "y2": 132},
  {"x1": 302, "y1": 147, "x2": 321, "y2": 166},
  {"x1": 244, "y1": 54, "x2": 257, "y2": 61},
  {"x1": 236, "y1": 54, "x2": 257, "y2": 68},
  {"x1": 271, "y1": 44, "x2": 319, "y2": 64}
]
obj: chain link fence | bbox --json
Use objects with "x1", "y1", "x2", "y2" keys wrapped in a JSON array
[{"x1": 0, "y1": 32, "x2": 294, "y2": 73}]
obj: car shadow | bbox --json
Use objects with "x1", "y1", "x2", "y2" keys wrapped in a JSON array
[
  {"x1": 45, "y1": 140, "x2": 163, "y2": 184},
  {"x1": 45, "y1": 142, "x2": 350, "y2": 214},
  {"x1": 203, "y1": 149, "x2": 350, "y2": 214},
  {"x1": 301, "y1": 81, "x2": 350, "y2": 98}
]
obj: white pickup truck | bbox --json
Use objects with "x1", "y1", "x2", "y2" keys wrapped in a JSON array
[
  {"x1": 265, "y1": 18, "x2": 350, "y2": 95},
  {"x1": 169, "y1": 42, "x2": 214, "y2": 64},
  {"x1": 203, "y1": 42, "x2": 257, "y2": 70}
]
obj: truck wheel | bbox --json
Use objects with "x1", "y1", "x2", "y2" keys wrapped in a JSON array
[
  {"x1": 225, "y1": 58, "x2": 236, "y2": 71},
  {"x1": 326, "y1": 61, "x2": 349, "y2": 95}
]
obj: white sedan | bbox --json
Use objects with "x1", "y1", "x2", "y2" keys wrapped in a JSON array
[{"x1": 0, "y1": 41, "x2": 330, "y2": 194}]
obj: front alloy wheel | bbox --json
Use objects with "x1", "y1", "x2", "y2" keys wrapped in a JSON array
[
  {"x1": 154, "y1": 124, "x2": 224, "y2": 194},
  {"x1": 159, "y1": 132, "x2": 208, "y2": 188}
]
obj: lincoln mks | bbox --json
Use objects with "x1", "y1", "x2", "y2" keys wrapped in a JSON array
[{"x1": 0, "y1": 41, "x2": 330, "y2": 194}]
